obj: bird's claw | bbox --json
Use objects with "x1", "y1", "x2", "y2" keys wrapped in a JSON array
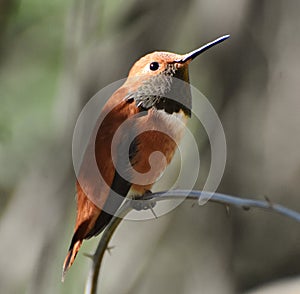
[{"x1": 131, "y1": 190, "x2": 157, "y2": 211}]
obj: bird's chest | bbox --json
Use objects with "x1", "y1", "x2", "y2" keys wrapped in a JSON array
[
  {"x1": 137, "y1": 108, "x2": 187, "y2": 153},
  {"x1": 130, "y1": 108, "x2": 187, "y2": 191},
  {"x1": 150, "y1": 108, "x2": 187, "y2": 140}
]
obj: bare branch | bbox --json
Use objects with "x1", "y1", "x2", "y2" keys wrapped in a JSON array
[
  {"x1": 84, "y1": 199, "x2": 132, "y2": 294},
  {"x1": 85, "y1": 190, "x2": 300, "y2": 293}
]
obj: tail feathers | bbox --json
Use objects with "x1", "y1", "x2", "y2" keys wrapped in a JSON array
[
  {"x1": 62, "y1": 240, "x2": 82, "y2": 281},
  {"x1": 62, "y1": 169, "x2": 131, "y2": 281},
  {"x1": 62, "y1": 220, "x2": 91, "y2": 281}
]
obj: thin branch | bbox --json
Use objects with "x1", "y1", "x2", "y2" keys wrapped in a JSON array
[
  {"x1": 84, "y1": 199, "x2": 132, "y2": 294},
  {"x1": 85, "y1": 190, "x2": 300, "y2": 293}
]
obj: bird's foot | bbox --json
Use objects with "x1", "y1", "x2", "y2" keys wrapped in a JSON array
[{"x1": 131, "y1": 190, "x2": 157, "y2": 218}]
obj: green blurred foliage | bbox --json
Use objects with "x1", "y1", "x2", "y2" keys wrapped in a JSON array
[{"x1": 0, "y1": 0, "x2": 69, "y2": 189}]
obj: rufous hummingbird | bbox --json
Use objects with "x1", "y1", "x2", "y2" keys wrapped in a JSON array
[{"x1": 62, "y1": 35, "x2": 229, "y2": 278}]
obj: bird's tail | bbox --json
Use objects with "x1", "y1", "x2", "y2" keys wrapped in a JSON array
[
  {"x1": 62, "y1": 218, "x2": 91, "y2": 281},
  {"x1": 62, "y1": 182, "x2": 101, "y2": 281},
  {"x1": 62, "y1": 170, "x2": 131, "y2": 281},
  {"x1": 62, "y1": 240, "x2": 82, "y2": 281}
]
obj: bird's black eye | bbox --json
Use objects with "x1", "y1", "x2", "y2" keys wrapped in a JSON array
[{"x1": 149, "y1": 62, "x2": 159, "y2": 71}]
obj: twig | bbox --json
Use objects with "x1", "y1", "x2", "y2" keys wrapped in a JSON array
[
  {"x1": 85, "y1": 190, "x2": 300, "y2": 293},
  {"x1": 84, "y1": 199, "x2": 132, "y2": 294}
]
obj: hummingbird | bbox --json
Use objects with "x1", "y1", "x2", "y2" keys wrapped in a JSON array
[{"x1": 62, "y1": 35, "x2": 229, "y2": 278}]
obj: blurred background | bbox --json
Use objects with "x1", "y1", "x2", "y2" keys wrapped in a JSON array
[{"x1": 1, "y1": 0, "x2": 300, "y2": 293}]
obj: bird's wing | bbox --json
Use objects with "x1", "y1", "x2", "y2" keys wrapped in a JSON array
[{"x1": 63, "y1": 88, "x2": 139, "y2": 277}]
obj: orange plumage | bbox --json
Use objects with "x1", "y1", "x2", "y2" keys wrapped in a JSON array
[{"x1": 62, "y1": 35, "x2": 229, "y2": 279}]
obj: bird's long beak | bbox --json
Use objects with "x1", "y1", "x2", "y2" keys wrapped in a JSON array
[{"x1": 176, "y1": 34, "x2": 230, "y2": 63}]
